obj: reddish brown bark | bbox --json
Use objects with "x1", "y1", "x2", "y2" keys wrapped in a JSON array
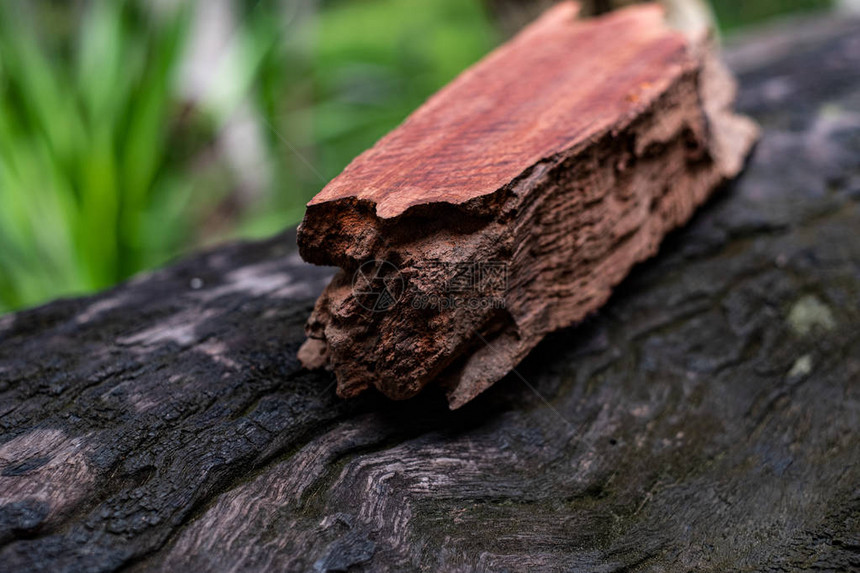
[{"x1": 297, "y1": 2, "x2": 757, "y2": 408}]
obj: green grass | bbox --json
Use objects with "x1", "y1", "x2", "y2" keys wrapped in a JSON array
[
  {"x1": 0, "y1": 1, "x2": 193, "y2": 311},
  {"x1": 713, "y1": 0, "x2": 833, "y2": 31}
]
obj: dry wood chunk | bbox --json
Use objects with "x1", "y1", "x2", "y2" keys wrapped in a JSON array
[{"x1": 297, "y1": 1, "x2": 757, "y2": 408}]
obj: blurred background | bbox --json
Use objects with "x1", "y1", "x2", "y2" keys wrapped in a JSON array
[{"x1": 0, "y1": 0, "x2": 848, "y2": 313}]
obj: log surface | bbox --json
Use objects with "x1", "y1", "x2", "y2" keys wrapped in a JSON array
[{"x1": 1, "y1": 15, "x2": 860, "y2": 573}]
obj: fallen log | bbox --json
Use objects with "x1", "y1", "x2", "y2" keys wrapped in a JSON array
[
  {"x1": 1, "y1": 14, "x2": 859, "y2": 571},
  {"x1": 297, "y1": 2, "x2": 758, "y2": 408}
]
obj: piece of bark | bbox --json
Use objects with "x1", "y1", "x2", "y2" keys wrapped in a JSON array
[{"x1": 297, "y1": 2, "x2": 758, "y2": 408}]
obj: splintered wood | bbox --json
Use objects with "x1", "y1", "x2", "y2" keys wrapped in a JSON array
[{"x1": 297, "y1": 2, "x2": 757, "y2": 408}]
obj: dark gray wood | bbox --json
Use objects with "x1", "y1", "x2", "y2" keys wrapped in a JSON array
[{"x1": 1, "y1": 16, "x2": 859, "y2": 572}]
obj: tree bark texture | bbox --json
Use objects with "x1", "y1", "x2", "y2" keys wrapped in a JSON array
[{"x1": 0, "y1": 14, "x2": 859, "y2": 573}]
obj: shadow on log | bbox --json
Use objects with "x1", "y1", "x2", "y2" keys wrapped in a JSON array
[{"x1": 0, "y1": 14, "x2": 859, "y2": 573}]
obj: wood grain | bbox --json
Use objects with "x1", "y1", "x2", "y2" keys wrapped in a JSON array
[
  {"x1": 306, "y1": 3, "x2": 684, "y2": 220},
  {"x1": 297, "y1": 2, "x2": 758, "y2": 407}
]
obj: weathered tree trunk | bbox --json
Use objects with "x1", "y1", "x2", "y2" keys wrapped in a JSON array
[{"x1": 1, "y1": 14, "x2": 859, "y2": 573}]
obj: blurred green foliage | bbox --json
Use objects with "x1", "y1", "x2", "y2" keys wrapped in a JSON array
[
  {"x1": 0, "y1": 1, "x2": 194, "y2": 311},
  {"x1": 0, "y1": 0, "x2": 837, "y2": 313},
  {"x1": 714, "y1": 0, "x2": 832, "y2": 31}
]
